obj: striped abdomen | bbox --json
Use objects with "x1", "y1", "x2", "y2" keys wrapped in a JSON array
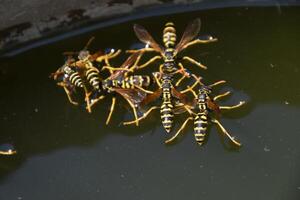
[
  {"x1": 125, "y1": 75, "x2": 151, "y2": 88},
  {"x1": 163, "y1": 22, "x2": 177, "y2": 48},
  {"x1": 85, "y1": 68, "x2": 101, "y2": 90},
  {"x1": 160, "y1": 88, "x2": 174, "y2": 133},
  {"x1": 69, "y1": 71, "x2": 83, "y2": 88},
  {"x1": 194, "y1": 113, "x2": 208, "y2": 145},
  {"x1": 107, "y1": 76, "x2": 151, "y2": 89}
]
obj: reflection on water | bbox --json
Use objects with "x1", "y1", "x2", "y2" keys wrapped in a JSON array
[{"x1": 0, "y1": 5, "x2": 299, "y2": 200}]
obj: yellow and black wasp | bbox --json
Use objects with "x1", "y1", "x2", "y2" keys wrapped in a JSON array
[
  {"x1": 123, "y1": 19, "x2": 214, "y2": 133},
  {"x1": 51, "y1": 37, "x2": 121, "y2": 112},
  {"x1": 123, "y1": 71, "x2": 196, "y2": 133},
  {"x1": 88, "y1": 51, "x2": 152, "y2": 125},
  {"x1": 128, "y1": 18, "x2": 217, "y2": 74},
  {"x1": 50, "y1": 56, "x2": 87, "y2": 107},
  {"x1": 0, "y1": 143, "x2": 16, "y2": 155},
  {"x1": 165, "y1": 77, "x2": 245, "y2": 146}
]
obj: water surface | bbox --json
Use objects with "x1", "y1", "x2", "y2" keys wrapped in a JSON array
[{"x1": 0, "y1": 6, "x2": 299, "y2": 200}]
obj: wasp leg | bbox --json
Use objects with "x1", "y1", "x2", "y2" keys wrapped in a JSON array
[
  {"x1": 182, "y1": 56, "x2": 207, "y2": 70},
  {"x1": 134, "y1": 85, "x2": 154, "y2": 94},
  {"x1": 174, "y1": 63, "x2": 191, "y2": 77},
  {"x1": 106, "y1": 97, "x2": 117, "y2": 125},
  {"x1": 165, "y1": 117, "x2": 193, "y2": 144},
  {"x1": 175, "y1": 74, "x2": 186, "y2": 87},
  {"x1": 123, "y1": 106, "x2": 159, "y2": 125},
  {"x1": 126, "y1": 48, "x2": 156, "y2": 54},
  {"x1": 183, "y1": 37, "x2": 218, "y2": 49},
  {"x1": 96, "y1": 49, "x2": 121, "y2": 63},
  {"x1": 209, "y1": 80, "x2": 226, "y2": 88},
  {"x1": 136, "y1": 55, "x2": 161, "y2": 70},
  {"x1": 102, "y1": 66, "x2": 134, "y2": 73},
  {"x1": 180, "y1": 74, "x2": 202, "y2": 94},
  {"x1": 152, "y1": 72, "x2": 162, "y2": 87},
  {"x1": 96, "y1": 49, "x2": 121, "y2": 70},
  {"x1": 84, "y1": 87, "x2": 92, "y2": 113},
  {"x1": 219, "y1": 101, "x2": 245, "y2": 110},
  {"x1": 122, "y1": 96, "x2": 140, "y2": 126},
  {"x1": 61, "y1": 86, "x2": 79, "y2": 106},
  {"x1": 211, "y1": 118, "x2": 241, "y2": 147},
  {"x1": 213, "y1": 91, "x2": 231, "y2": 101},
  {"x1": 89, "y1": 95, "x2": 106, "y2": 109}
]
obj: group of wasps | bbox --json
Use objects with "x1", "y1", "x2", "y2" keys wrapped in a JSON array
[{"x1": 51, "y1": 18, "x2": 246, "y2": 148}]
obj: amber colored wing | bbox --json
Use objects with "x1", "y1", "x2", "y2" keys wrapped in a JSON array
[
  {"x1": 207, "y1": 99, "x2": 221, "y2": 117},
  {"x1": 114, "y1": 88, "x2": 147, "y2": 106},
  {"x1": 140, "y1": 89, "x2": 162, "y2": 106},
  {"x1": 171, "y1": 88, "x2": 189, "y2": 104},
  {"x1": 108, "y1": 51, "x2": 141, "y2": 80},
  {"x1": 133, "y1": 24, "x2": 164, "y2": 53},
  {"x1": 173, "y1": 102, "x2": 188, "y2": 115},
  {"x1": 89, "y1": 51, "x2": 103, "y2": 61},
  {"x1": 175, "y1": 18, "x2": 201, "y2": 54}
]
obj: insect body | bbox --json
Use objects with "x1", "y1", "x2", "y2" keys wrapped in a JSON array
[
  {"x1": 165, "y1": 80, "x2": 245, "y2": 146},
  {"x1": 89, "y1": 52, "x2": 152, "y2": 125},
  {"x1": 129, "y1": 18, "x2": 218, "y2": 73},
  {"x1": 122, "y1": 19, "x2": 215, "y2": 132},
  {"x1": 50, "y1": 57, "x2": 85, "y2": 106},
  {"x1": 123, "y1": 72, "x2": 193, "y2": 133}
]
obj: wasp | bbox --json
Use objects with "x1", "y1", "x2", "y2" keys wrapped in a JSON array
[
  {"x1": 128, "y1": 18, "x2": 217, "y2": 74},
  {"x1": 88, "y1": 51, "x2": 152, "y2": 125},
  {"x1": 123, "y1": 71, "x2": 200, "y2": 133},
  {"x1": 50, "y1": 56, "x2": 86, "y2": 107},
  {"x1": 52, "y1": 37, "x2": 121, "y2": 112},
  {"x1": 0, "y1": 143, "x2": 16, "y2": 155},
  {"x1": 122, "y1": 19, "x2": 216, "y2": 133},
  {"x1": 165, "y1": 77, "x2": 245, "y2": 147}
]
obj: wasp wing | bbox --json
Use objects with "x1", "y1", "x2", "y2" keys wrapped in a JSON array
[
  {"x1": 207, "y1": 99, "x2": 221, "y2": 117},
  {"x1": 175, "y1": 18, "x2": 201, "y2": 54},
  {"x1": 140, "y1": 89, "x2": 162, "y2": 106},
  {"x1": 133, "y1": 24, "x2": 164, "y2": 54},
  {"x1": 108, "y1": 51, "x2": 141, "y2": 80},
  {"x1": 114, "y1": 88, "x2": 147, "y2": 106}
]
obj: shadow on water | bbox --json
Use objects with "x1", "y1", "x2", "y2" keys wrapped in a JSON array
[{"x1": 0, "y1": 5, "x2": 299, "y2": 200}]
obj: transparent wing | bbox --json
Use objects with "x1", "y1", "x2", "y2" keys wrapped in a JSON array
[
  {"x1": 108, "y1": 51, "x2": 141, "y2": 80},
  {"x1": 133, "y1": 24, "x2": 163, "y2": 53},
  {"x1": 114, "y1": 88, "x2": 147, "y2": 106},
  {"x1": 175, "y1": 18, "x2": 201, "y2": 54}
]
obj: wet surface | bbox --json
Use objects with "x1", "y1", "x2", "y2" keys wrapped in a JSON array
[{"x1": 0, "y1": 6, "x2": 300, "y2": 200}]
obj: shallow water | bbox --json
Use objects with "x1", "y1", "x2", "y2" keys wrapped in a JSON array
[{"x1": 0, "y1": 6, "x2": 299, "y2": 200}]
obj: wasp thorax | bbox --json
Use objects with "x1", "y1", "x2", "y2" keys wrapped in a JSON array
[
  {"x1": 78, "y1": 50, "x2": 90, "y2": 60},
  {"x1": 163, "y1": 22, "x2": 177, "y2": 48},
  {"x1": 63, "y1": 66, "x2": 72, "y2": 74}
]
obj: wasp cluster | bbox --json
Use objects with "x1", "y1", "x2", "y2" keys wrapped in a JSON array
[{"x1": 51, "y1": 18, "x2": 246, "y2": 148}]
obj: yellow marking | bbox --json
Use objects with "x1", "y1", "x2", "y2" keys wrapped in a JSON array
[
  {"x1": 161, "y1": 108, "x2": 172, "y2": 112},
  {"x1": 195, "y1": 133, "x2": 205, "y2": 137},
  {"x1": 165, "y1": 22, "x2": 174, "y2": 26},
  {"x1": 162, "y1": 114, "x2": 173, "y2": 118},
  {"x1": 162, "y1": 119, "x2": 173, "y2": 124},
  {"x1": 194, "y1": 127, "x2": 206, "y2": 131},
  {"x1": 122, "y1": 80, "x2": 126, "y2": 88},
  {"x1": 200, "y1": 115, "x2": 207, "y2": 120}
]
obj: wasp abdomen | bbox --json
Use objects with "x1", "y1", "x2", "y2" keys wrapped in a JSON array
[
  {"x1": 194, "y1": 114, "x2": 208, "y2": 145},
  {"x1": 161, "y1": 100, "x2": 174, "y2": 133},
  {"x1": 163, "y1": 22, "x2": 177, "y2": 48},
  {"x1": 86, "y1": 68, "x2": 101, "y2": 89},
  {"x1": 69, "y1": 71, "x2": 83, "y2": 88}
]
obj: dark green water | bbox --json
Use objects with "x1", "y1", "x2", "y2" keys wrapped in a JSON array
[{"x1": 0, "y1": 6, "x2": 299, "y2": 200}]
